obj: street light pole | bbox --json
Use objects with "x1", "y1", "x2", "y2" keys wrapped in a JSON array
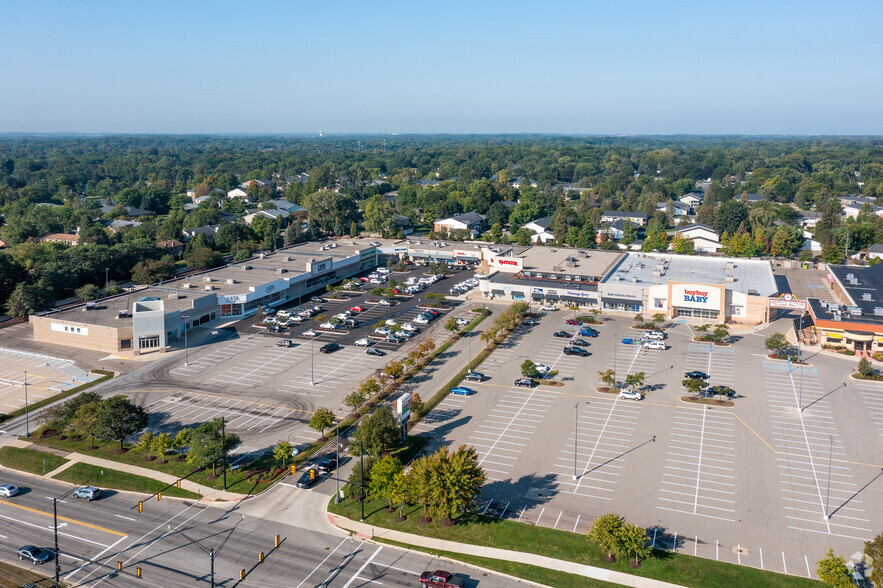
[
  {"x1": 335, "y1": 421, "x2": 341, "y2": 501},
  {"x1": 573, "y1": 402, "x2": 579, "y2": 480},
  {"x1": 23, "y1": 371, "x2": 29, "y2": 438},
  {"x1": 183, "y1": 315, "x2": 189, "y2": 367},
  {"x1": 221, "y1": 416, "x2": 227, "y2": 492},
  {"x1": 310, "y1": 334, "x2": 316, "y2": 386},
  {"x1": 359, "y1": 441, "x2": 365, "y2": 522},
  {"x1": 210, "y1": 547, "x2": 215, "y2": 588},
  {"x1": 53, "y1": 497, "x2": 60, "y2": 585},
  {"x1": 798, "y1": 313, "x2": 804, "y2": 411},
  {"x1": 467, "y1": 330, "x2": 471, "y2": 373},
  {"x1": 825, "y1": 435, "x2": 833, "y2": 520},
  {"x1": 105, "y1": 267, "x2": 109, "y2": 290}
]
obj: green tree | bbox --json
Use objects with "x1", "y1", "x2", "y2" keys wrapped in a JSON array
[
  {"x1": 713, "y1": 324, "x2": 730, "y2": 343},
  {"x1": 350, "y1": 221, "x2": 358, "y2": 237},
  {"x1": 521, "y1": 359, "x2": 538, "y2": 378},
  {"x1": 135, "y1": 431, "x2": 156, "y2": 459},
  {"x1": 598, "y1": 369, "x2": 616, "y2": 387},
  {"x1": 624, "y1": 372, "x2": 645, "y2": 389},
  {"x1": 369, "y1": 455, "x2": 404, "y2": 509},
  {"x1": 309, "y1": 407, "x2": 336, "y2": 438},
  {"x1": 346, "y1": 455, "x2": 376, "y2": 500},
  {"x1": 5, "y1": 282, "x2": 48, "y2": 317},
  {"x1": 671, "y1": 234, "x2": 695, "y2": 254},
  {"x1": 765, "y1": 333, "x2": 790, "y2": 354},
  {"x1": 857, "y1": 358, "x2": 873, "y2": 377},
  {"x1": 683, "y1": 379, "x2": 704, "y2": 396},
  {"x1": 95, "y1": 395, "x2": 149, "y2": 450},
  {"x1": 75, "y1": 283, "x2": 100, "y2": 301},
  {"x1": 151, "y1": 433, "x2": 173, "y2": 463},
  {"x1": 173, "y1": 428, "x2": 191, "y2": 454},
  {"x1": 641, "y1": 231, "x2": 669, "y2": 252},
  {"x1": 344, "y1": 389, "x2": 367, "y2": 411},
  {"x1": 431, "y1": 445, "x2": 486, "y2": 521},
  {"x1": 865, "y1": 532, "x2": 883, "y2": 587},
  {"x1": 186, "y1": 418, "x2": 242, "y2": 475},
  {"x1": 617, "y1": 522, "x2": 652, "y2": 566},
  {"x1": 273, "y1": 440, "x2": 293, "y2": 468},
  {"x1": 634, "y1": 313, "x2": 643, "y2": 325},
  {"x1": 409, "y1": 393, "x2": 425, "y2": 422},
  {"x1": 444, "y1": 317, "x2": 460, "y2": 334},
  {"x1": 588, "y1": 513, "x2": 625, "y2": 560},
  {"x1": 816, "y1": 549, "x2": 853, "y2": 587},
  {"x1": 714, "y1": 199, "x2": 749, "y2": 236},
  {"x1": 186, "y1": 246, "x2": 223, "y2": 270},
  {"x1": 71, "y1": 401, "x2": 101, "y2": 448},
  {"x1": 652, "y1": 313, "x2": 666, "y2": 324},
  {"x1": 350, "y1": 405, "x2": 400, "y2": 457},
  {"x1": 383, "y1": 360, "x2": 405, "y2": 381}
]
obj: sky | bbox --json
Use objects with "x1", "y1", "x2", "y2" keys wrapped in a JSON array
[{"x1": 2, "y1": 0, "x2": 882, "y2": 135}]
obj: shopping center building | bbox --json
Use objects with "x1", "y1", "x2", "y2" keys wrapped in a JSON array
[
  {"x1": 806, "y1": 263, "x2": 883, "y2": 355},
  {"x1": 30, "y1": 240, "x2": 379, "y2": 355}
]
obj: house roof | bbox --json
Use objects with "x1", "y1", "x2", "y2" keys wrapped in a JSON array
[
  {"x1": 40, "y1": 233, "x2": 79, "y2": 243},
  {"x1": 675, "y1": 223, "x2": 718, "y2": 235},
  {"x1": 527, "y1": 216, "x2": 553, "y2": 230},
  {"x1": 183, "y1": 225, "x2": 220, "y2": 236},
  {"x1": 157, "y1": 239, "x2": 184, "y2": 248},
  {"x1": 868, "y1": 244, "x2": 883, "y2": 253},
  {"x1": 499, "y1": 200, "x2": 517, "y2": 208},
  {"x1": 437, "y1": 212, "x2": 486, "y2": 225},
  {"x1": 602, "y1": 211, "x2": 649, "y2": 219}
]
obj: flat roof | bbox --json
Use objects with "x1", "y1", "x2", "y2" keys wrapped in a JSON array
[
  {"x1": 517, "y1": 247, "x2": 624, "y2": 280},
  {"x1": 824, "y1": 264, "x2": 883, "y2": 324},
  {"x1": 38, "y1": 287, "x2": 212, "y2": 327},
  {"x1": 602, "y1": 253, "x2": 777, "y2": 296}
]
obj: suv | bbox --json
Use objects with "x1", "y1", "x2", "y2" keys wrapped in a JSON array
[
  {"x1": 276, "y1": 339, "x2": 294, "y2": 348},
  {"x1": 463, "y1": 371, "x2": 487, "y2": 382},
  {"x1": 643, "y1": 340, "x2": 665, "y2": 350},
  {"x1": 317, "y1": 456, "x2": 337, "y2": 474},
  {"x1": 73, "y1": 486, "x2": 100, "y2": 501},
  {"x1": 563, "y1": 346, "x2": 589, "y2": 356},
  {"x1": 644, "y1": 330, "x2": 665, "y2": 340},
  {"x1": 618, "y1": 388, "x2": 644, "y2": 401},
  {"x1": 514, "y1": 378, "x2": 536, "y2": 387},
  {"x1": 419, "y1": 570, "x2": 464, "y2": 587},
  {"x1": 319, "y1": 342, "x2": 341, "y2": 354},
  {"x1": 578, "y1": 327, "x2": 599, "y2": 337}
]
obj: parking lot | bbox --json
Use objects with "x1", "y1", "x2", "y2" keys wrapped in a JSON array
[{"x1": 414, "y1": 307, "x2": 883, "y2": 579}]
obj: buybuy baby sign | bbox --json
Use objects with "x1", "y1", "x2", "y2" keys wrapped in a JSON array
[{"x1": 672, "y1": 283, "x2": 721, "y2": 310}]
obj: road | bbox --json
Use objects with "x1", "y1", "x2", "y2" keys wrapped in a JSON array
[{"x1": 0, "y1": 471, "x2": 533, "y2": 587}]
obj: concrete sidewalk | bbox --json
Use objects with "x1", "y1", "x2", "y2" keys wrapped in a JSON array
[
  {"x1": 2, "y1": 438, "x2": 247, "y2": 501},
  {"x1": 326, "y1": 513, "x2": 687, "y2": 588}
]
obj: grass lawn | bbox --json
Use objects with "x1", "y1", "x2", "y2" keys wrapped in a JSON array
[
  {"x1": 376, "y1": 537, "x2": 617, "y2": 587},
  {"x1": 0, "y1": 559, "x2": 59, "y2": 587},
  {"x1": 0, "y1": 447, "x2": 68, "y2": 476},
  {"x1": 52, "y1": 462, "x2": 199, "y2": 499},
  {"x1": 328, "y1": 498, "x2": 821, "y2": 588},
  {"x1": 31, "y1": 435, "x2": 280, "y2": 495}
]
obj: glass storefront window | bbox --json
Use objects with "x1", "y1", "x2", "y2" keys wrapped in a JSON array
[{"x1": 675, "y1": 307, "x2": 719, "y2": 319}]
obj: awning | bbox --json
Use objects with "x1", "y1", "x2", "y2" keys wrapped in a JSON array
[
  {"x1": 491, "y1": 290, "x2": 505, "y2": 296},
  {"x1": 844, "y1": 331, "x2": 875, "y2": 342}
]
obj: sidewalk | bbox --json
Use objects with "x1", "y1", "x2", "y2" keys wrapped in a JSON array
[
  {"x1": 326, "y1": 513, "x2": 687, "y2": 588},
  {"x1": 2, "y1": 438, "x2": 247, "y2": 502}
]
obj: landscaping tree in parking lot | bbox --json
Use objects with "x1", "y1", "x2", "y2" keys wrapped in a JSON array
[
  {"x1": 409, "y1": 393, "x2": 425, "y2": 422},
  {"x1": 624, "y1": 372, "x2": 646, "y2": 390},
  {"x1": 345, "y1": 390, "x2": 367, "y2": 411},
  {"x1": 816, "y1": 549, "x2": 853, "y2": 587},
  {"x1": 598, "y1": 369, "x2": 616, "y2": 387},
  {"x1": 682, "y1": 379, "x2": 704, "y2": 397},
  {"x1": 136, "y1": 431, "x2": 156, "y2": 459},
  {"x1": 858, "y1": 358, "x2": 873, "y2": 377},
  {"x1": 273, "y1": 440, "x2": 293, "y2": 469},
  {"x1": 617, "y1": 522, "x2": 652, "y2": 567},
  {"x1": 864, "y1": 531, "x2": 883, "y2": 586},
  {"x1": 350, "y1": 405, "x2": 400, "y2": 458},
  {"x1": 696, "y1": 324, "x2": 711, "y2": 335},
  {"x1": 713, "y1": 324, "x2": 730, "y2": 343},
  {"x1": 521, "y1": 359, "x2": 539, "y2": 378},
  {"x1": 309, "y1": 408, "x2": 336, "y2": 438},
  {"x1": 444, "y1": 317, "x2": 460, "y2": 334},
  {"x1": 408, "y1": 453, "x2": 436, "y2": 520},
  {"x1": 588, "y1": 513, "x2": 625, "y2": 561},
  {"x1": 633, "y1": 314, "x2": 643, "y2": 325},
  {"x1": 186, "y1": 418, "x2": 241, "y2": 475},
  {"x1": 652, "y1": 313, "x2": 666, "y2": 325},
  {"x1": 370, "y1": 456, "x2": 404, "y2": 510},
  {"x1": 360, "y1": 378, "x2": 381, "y2": 398},
  {"x1": 431, "y1": 445, "x2": 486, "y2": 522},
  {"x1": 765, "y1": 333, "x2": 790, "y2": 355},
  {"x1": 314, "y1": 313, "x2": 327, "y2": 325},
  {"x1": 173, "y1": 428, "x2": 191, "y2": 455},
  {"x1": 95, "y1": 395, "x2": 149, "y2": 451},
  {"x1": 151, "y1": 433, "x2": 173, "y2": 463},
  {"x1": 383, "y1": 360, "x2": 405, "y2": 381},
  {"x1": 71, "y1": 401, "x2": 101, "y2": 449}
]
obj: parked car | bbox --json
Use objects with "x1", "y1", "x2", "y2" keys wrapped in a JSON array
[
  {"x1": 375, "y1": 327, "x2": 392, "y2": 335},
  {"x1": 302, "y1": 329, "x2": 319, "y2": 337},
  {"x1": 419, "y1": 570, "x2": 465, "y2": 587},
  {"x1": 618, "y1": 388, "x2": 644, "y2": 401},
  {"x1": 317, "y1": 456, "x2": 337, "y2": 474},
  {"x1": 276, "y1": 310, "x2": 290, "y2": 319},
  {"x1": 263, "y1": 307, "x2": 277, "y2": 315},
  {"x1": 267, "y1": 325, "x2": 286, "y2": 333},
  {"x1": 17, "y1": 545, "x2": 51, "y2": 565},
  {"x1": 570, "y1": 338, "x2": 589, "y2": 347},
  {"x1": 0, "y1": 483, "x2": 19, "y2": 497},
  {"x1": 343, "y1": 318, "x2": 360, "y2": 328},
  {"x1": 366, "y1": 348, "x2": 386, "y2": 356},
  {"x1": 354, "y1": 338, "x2": 373, "y2": 347},
  {"x1": 579, "y1": 327, "x2": 599, "y2": 337},
  {"x1": 73, "y1": 486, "x2": 100, "y2": 501},
  {"x1": 643, "y1": 340, "x2": 666, "y2": 350},
  {"x1": 385, "y1": 319, "x2": 398, "y2": 326},
  {"x1": 311, "y1": 297, "x2": 326, "y2": 303},
  {"x1": 522, "y1": 318, "x2": 538, "y2": 326},
  {"x1": 552, "y1": 331, "x2": 571, "y2": 338},
  {"x1": 319, "y1": 322, "x2": 338, "y2": 330},
  {"x1": 563, "y1": 346, "x2": 589, "y2": 356},
  {"x1": 644, "y1": 330, "x2": 665, "y2": 340},
  {"x1": 514, "y1": 378, "x2": 537, "y2": 387},
  {"x1": 455, "y1": 317, "x2": 470, "y2": 326},
  {"x1": 289, "y1": 315, "x2": 306, "y2": 323},
  {"x1": 684, "y1": 371, "x2": 710, "y2": 380},
  {"x1": 463, "y1": 371, "x2": 487, "y2": 382},
  {"x1": 539, "y1": 305, "x2": 557, "y2": 311},
  {"x1": 705, "y1": 385, "x2": 736, "y2": 398},
  {"x1": 401, "y1": 323, "x2": 418, "y2": 332},
  {"x1": 335, "y1": 313, "x2": 351, "y2": 321},
  {"x1": 425, "y1": 309, "x2": 440, "y2": 316},
  {"x1": 413, "y1": 316, "x2": 430, "y2": 325},
  {"x1": 386, "y1": 335, "x2": 405, "y2": 343},
  {"x1": 296, "y1": 468, "x2": 318, "y2": 489},
  {"x1": 276, "y1": 339, "x2": 294, "y2": 348},
  {"x1": 349, "y1": 306, "x2": 364, "y2": 313},
  {"x1": 564, "y1": 319, "x2": 579, "y2": 325},
  {"x1": 378, "y1": 299, "x2": 393, "y2": 306},
  {"x1": 320, "y1": 342, "x2": 341, "y2": 354},
  {"x1": 450, "y1": 386, "x2": 476, "y2": 396}
]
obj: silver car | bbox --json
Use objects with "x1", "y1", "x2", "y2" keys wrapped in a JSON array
[
  {"x1": 73, "y1": 486, "x2": 100, "y2": 501},
  {"x1": 0, "y1": 484, "x2": 19, "y2": 498}
]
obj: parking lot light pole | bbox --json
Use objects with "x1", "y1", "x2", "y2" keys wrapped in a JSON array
[
  {"x1": 798, "y1": 313, "x2": 804, "y2": 411},
  {"x1": 573, "y1": 402, "x2": 580, "y2": 480},
  {"x1": 335, "y1": 421, "x2": 340, "y2": 501},
  {"x1": 221, "y1": 416, "x2": 227, "y2": 492},
  {"x1": 23, "y1": 371, "x2": 29, "y2": 438},
  {"x1": 183, "y1": 315, "x2": 190, "y2": 366},
  {"x1": 310, "y1": 334, "x2": 317, "y2": 386},
  {"x1": 825, "y1": 434, "x2": 833, "y2": 520}
]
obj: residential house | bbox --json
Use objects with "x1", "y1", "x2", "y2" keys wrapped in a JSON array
[
  {"x1": 264, "y1": 199, "x2": 305, "y2": 214},
  {"x1": 156, "y1": 239, "x2": 185, "y2": 255},
  {"x1": 243, "y1": 209, "x2": 289, "y2": 226},
  {"x1": 241, "y1": 179, "x2": 269, "y2": 189},
  {"x1": 39, "y1": 233, "x2": 80, "y2": 246},
  {"x1": 182, "y1": 225, "x2": 221, "y2": 241},
  {"x1": 393, "y1": 215, "x2": 415, "y2": 236},
  {"x1": 738, "y1": 193, "x2": 764, "y2": 203},
  {"x1": 600, "y1": 211, "x2": 648, "y2": 226},
  {"x1": 672, "y1": 224, "x2": 722, "y2": 253},
  {"x1": 838, "y1": 195, "x2": 876, "y2": 207},
  {"x1": 106, "y1": 219, "x2": 142, "y2": 232},
  {"x1": 845, "y1": 203, "x2": 883, "y2": 219},
  {"x1": 522, "y1": 216, "x2": 555, "y2": 243},
  {"x1": 866, "y1": 244, "x2": 883, "y2": 260},
  {"x1": 803, "y1": 231, "x2": 822, "y2": 254},
  {"x1": 656, "y1": 201, "x2": 691, "y2": 218},
  {"x1": 597, "y1": 220, "x2": 642, "y2": 242},
  {"x1": 679, "y1": 193, "x2": 703, "y2": 207},
  {"x1": 227, "y1": 188, "x2": 250, "y2": 200},
  {"x1": 695, "y1": 179, "x2": 712, "y2": 192},
  {"x1": 798, "y1": 211, "x2": 823, "y2": 228},
  {"x1": 433, "y1": 212, "x2": 487, "y2": 237},
  {"x1": 99, "y1": 205, "x2": 154, "y2": 218}
]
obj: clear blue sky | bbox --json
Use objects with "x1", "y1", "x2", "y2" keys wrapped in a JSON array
[{"x1": 3, "y1": 0, "x2": 881, "y2": 134}]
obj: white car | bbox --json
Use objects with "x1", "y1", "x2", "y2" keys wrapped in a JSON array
[
  {"x1": 335, "y1": 313, "x2": 351, "y2": 321},
  {"x1": 276, "y1": 310, "x2": 290, "y2": 319},
  {"x1": 643, "y1": 340, "x2": 666, "y2": 350},
  {"x1": 378, "y1": 299, "x2": 393, "y2": 306},
  {"x1": 405, "y1": 278, "x2": 416, "y2": 285},
  {"x1": 375, "y1": 327, "x2": 392, "y2": 335},
  {"x1": 413, "y1": 316, "x2": 430, "y2": 325},
  {"x1": 644, "y1": 330, "x2": 665, "y2": 340},
  {"x1": 534, "y1": 363, "x2": 551, "y2": 375},
  {"x1": 401, "y1": 323, "x2": 418, "y2": 332},
  {"x1": 455, "y1": 317, "x2": 470, "y2": 326},
  {"x1": 368, "y1": 273, "x2": 380, "y2": 279},
  {"x1": 369, "y1": 279, "x2": 383, "y2": 285},
  {"x1": 385, "y1": 319, "x2": 398, "y2": 326},
  {"x1": 354, "y1": 338, "x2": 373, "y2": 347},
  {"x1": 319, "y1": 322, "x2": 338, "y2": 330},
  {"x1": 302, "y1": 329, "x2": 319, "y2": 337},
  {"x1": 0, "y1": 484, "x2": 19, "y2": 498},
  {"x1": 618, "y1": 388, "x2": 644, "y2": 401},
  {"x1": 376, "y1": 267, "x2": 389, "y2": 274},
  {"x1": 539, "y1": 305, "x2": 557, "y2": 311},
  {"x1": 289, "y1": 315, "x2": 306, "y2": 323}
]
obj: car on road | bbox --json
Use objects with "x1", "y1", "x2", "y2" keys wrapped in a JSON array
[
  {"x1": 366, "y1": 348, "x2": 386, "y2": 356},
  {"x1": 296, "y1": 469, "x2": 318, "y2": 489},
  {"x1": 539, "y1": 305, "x2": 557, "y2": 311},
  {"x1": 354, "y1": 338, "x2": 373, "y2": 347},
  {"x1": 317, "y1": 456, "x2": 337, "y2": 474},
  {"x1": 684, "y1": 371, "x2": 709, "y2": 380},
  {"x1": 643, "y1": 340, "x2": 666, "y2": 350},
  {"x1": 419, "y1": 570, "x2": 465, "y2": 587},
  {"x1": 578, "y1": 327, "x2": 599, "y2": 337},
  {"x1": 349, "y1": 306, "x2": 364, "y2": 313},
  {"x1": 644, "y1": 330, "x2": 665, "y2": 340},
  {"x1": 319, "y1": 342, "x2": 341, "y2": 354},
  {"x1": 302, "y1": 329, "x2": 319, "y2": 337},
  {"x1": 514, "y1": 378, "x2": 537, "y2": 387},
  {"x1": 73, "y1": 486, "x2": 100, "y2": 501},
  {"x1": 311, "y1": 297, "x2": 326, "y2": 303},
  {"x1": 276, "y1": 339, "x2": 294, "y2": 348},
  {"x1": 450, "y1": 386, "x2": 476, "y2": 396},
  {"x1": 0, "y1": 483, "x2": 19, "y2": 497},
  {"x1": 552, "y1": 331, "x2": 571, "y2": 338},
  {"x1": 463, "y1": 371, "x2": 487, "y2": 382},
  {"x1": 570, "y1": 338, "x2": 589, "y2": 347},
  {"x1": 17, "y1": 545, "x2": 51, "y2": 565},
  {"x1": 563, "y1": 346, "x2": 589, "y2": 356},
  {"x1": 618, "y1": 388, "x2": 644, "y2": 401}
]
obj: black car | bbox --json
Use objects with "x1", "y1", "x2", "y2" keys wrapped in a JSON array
[
  {"x1": 463, "y1": 371, "x2": 487, "y2": 382},
  {"x1": 563, "y1": 346, "x2": 589, "y2": 356},
  {"x1": 320, "y1": 342, "x2": 341, "y2": 354},
  {"x1": 267, "y1": 324, "x2": 287, "y2": 333},
  {"x1": 317, "y1": 456, "x2": 337, "y2": 474},
  {"x1": 296, "y1": 468, "x2": 318, "y2": 489},
  {"x1": 367, "y1": 348, "x2": 386, "y2": 356},
  {"x1": 552, "y1": 331, "x2": 571, "y2": 338},
  {"x1": 311, "y1": 296, "x2": 326, "y2": 303},
  {"x1": 17, "y1": 545, "x2": 51, "y2": 564},
  {"x1": 344, "y1": 318, "x2": 360, "y2": 328},
  {"x1": 684, "y1": 371, "x2": 710, "y2": 380},
  {"x1": 570, "y1": 339, "x2": 589, "y2": 347},
  {"x1": 514, "y1": 378, "x2": 537, "y2": 387},
  {"x1": 705, "y1": 385, "x2": 735, "y2": 398}
]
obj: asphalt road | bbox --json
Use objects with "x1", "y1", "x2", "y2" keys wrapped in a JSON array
[{"x1": 0, "y1": 470, "x2": 532, "y2": 587}]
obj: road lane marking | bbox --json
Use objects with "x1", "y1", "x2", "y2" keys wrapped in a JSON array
[
  {"x1": 0, "y1": 500, "x2": 126, "y2": 536},
  {"x1": 342, "y1": 545, "x2": 383, "y2": 588},
  {"x1": 114, "y1": 514, "x2": 136, "y2": 522},
  {"x1": 0, "y1": 512, "x2": 113, "y2": 548}
]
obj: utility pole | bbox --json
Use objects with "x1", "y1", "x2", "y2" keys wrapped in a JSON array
[
  {"x1": 221, "y1": 417, "x2": 227, "y2": 491},
  {"x1": 359, "y1": 441, "x2": 365, "y2": 522},
  {"x1": 23, "y1": 371, "x2": 29, "y2": 438},
  {"x1": 210, "y1": 547, "x2": 215, "y2": 588},
  {"x1": 825, "y1": 435, "x2": 833, "y2": 520}
]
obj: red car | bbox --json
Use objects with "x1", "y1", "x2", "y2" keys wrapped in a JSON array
[
  {"x1": 418, "y1": 571, "x2": 464, "y2": 587},
  {"x1": 358, "y1": 277, "x2": 370, "y2": 282},
  {"x1": 349, "y1": 306, "x2": 364, "y2": 313},
  {"x1": 565, "y1": 319, "x2": 579, "y2": 325}
]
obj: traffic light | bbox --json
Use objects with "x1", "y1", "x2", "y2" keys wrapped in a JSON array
[
  {"x1": 138, "y1": 501, "x2": 143, "y2": 513},
  {"x1": 157, "y1": 491, "x2": 162, "y2": 501},
  {"x1": 240, "y1": 570, "x2": 245, "y2": 580},
  {"x1": 259, "y1": 552, "x2": 265, "y2": 564},
  {"x1": 274, "y1": 535, "x2": 280, "y2": 548},
  {"x1": 309, "y1": 468, "x2": 316, "y2": 481},
  {"x1": 136, "y1": 567, "x2": 142, "y2": 578},
  {"x1": 117, "y1": 561, "x2": 122, "y2": 571},
  {"x1": 290, "y1": 464, "x2": 296, "y2": 475},
  {"x1": 176, "y1": 479, "x2": 181, "y2": 488}
]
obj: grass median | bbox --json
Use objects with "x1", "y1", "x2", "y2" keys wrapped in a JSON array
[
  {"x1": 0, "y1": 559, "x2": 59, "y2": 587},
  {"x1": 0, "y1": 446, "x2": 68, "y2": 476},
  {"x1": 52, "y1": 462, "x2": 199, "y2": 499}
]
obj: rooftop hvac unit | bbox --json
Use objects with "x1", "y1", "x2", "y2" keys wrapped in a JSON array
[
  {"x1": 630, "y1": 277, "x2": 639, "y2": 283},
  {"x1": 168, "y1": 293, "x2": 179, "y2": 300},
  {"x1": 181, "y1": 283, "x2": 192, "y2": 289},
  {"x1": 862, "y1": 293, "x2": 874, "y2": 301},
  {"x1": 652, "y1": 270, "x2": 662, "y2": 277},
  {"x1": 276, "y1": 268, "x2": 287, "y2": 274},
  {"x1": 205, "y1": 277, "x2": 214, "y2": 282},
  {"x1": 846, "y1": 273, "x2": 854, "y2": 280},
  {"x1": 226, "y1": 279, "x2": 237, "y2": 285},
  {"x1": 832, "y1": 312, "x2": 841, "y2": 321},
  {"x1": 848, "y1": 306, "x2": 862, "y2": 315},
  {"x1": 117, "y1": 310, "x2": 129, "y2": 318},
  {"x1": 284, "y1": 256, "x2": 292, "y2": 262},
  {"x1": 241, "y1": 265, "x2": 252, "y2": 271},
  {"x1": 725, "y1": 262, "x2": 734, "y2": 270},
  {"x1": 725, "y1": 275, "x2": 736, "y2": 283},
  {"x1": 204, "y1": 285, "x2": 214, "y2": 291},
  {"x1": 564, "y1": 275, "x2": 572, "y2": 281},
  {"x1": 874, "y1": 307, "x2": 883, "y2": 316}
]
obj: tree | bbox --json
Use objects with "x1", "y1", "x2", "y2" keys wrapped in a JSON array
[
  {"x1": 344, "y1": 389, "x2": 367, "y2": 411},
  {"x1": 598, "y1": 369, "x2": 616, "y2": 387},
  {"x1": 617, "y1": 522, "x2": 652, "y2": 566},
  {"x1": 521, "y1": 359, "x2": 538, "y2": 378},
  {"x1": 444, "y1": 317, "x2": 460, "y2": 334},
  {"x1": 634, "y1": 313, "x2": 643, "y2": 325},
  {"x1": 273, "y1": 440, "x2": 293, "y2": 468},
  {"x1": 173, "y1": 428, "x2": 191, "y2": 454},
  {"x1": 350, "y1": 221, "x2": 358, "y2": 237},
  {"x1": 682, "y1": 379, "x2": 704, "y2": 396},
  {"x1": 409, "y1": 393, "x2": 425, "y2": 422},
  {"x1": 383, "y1": 360, "x2": 405, "y2": 381},
  {"x1": 713, "y1": 324, "x2": 730, "y2": 343},
  {"x1": 588, "y1": 513, "x2": 625, "y2": 560},
  {"x1": 624, "y1": 372, "x2": 645, "y2": 389},
  {"x1": 816, "y1": 549, "x2": 853, "y2": 587},
  {"x1": 309, "y1": 407, "x2": 336, "y2": 438},
  {"x1": 431, "y1": 445, "x2": 486, "y2": 521},
  {"x1": 864, "y1": 531, "x2": 883, "y2": 587},
  {"x1": 652, "y1": 313, "x2": 666, "y2": 325},
  {"x1": 369, "y1": 456, "x2": 404, "y2": 509},
  {"x1": 136, "y1": 431, "x2": 156, "y2": 459},
  {"x1": 75, "y1": 283, "x2": 100, "y2": 301},
  {"x1": 186, "y1": 246, "x2": 222, "y2": 270},
  {"x1": 71, "y1": 402, "x2": 101, "y2": 448},
  {"x1": 95, "y1": 395, "x2": 149, "y2": 450},
  {"x1": 350, "y1": 405, "x2": 400, "y2": 457},
  {"x1": 714, "y1": 199, "x2": 749, "y2": 236},
  {"x1": 151, "y1": 433, "x2": 173, "y2": 463},
  {"x1": 765, "y1": 333, "x2": 790, "y2": 354},
  {"x1": 186, "y1": 418, "x2": 242, "y2": 475},
  {"x1": 347, "y1": 455, "x2": 376, "y2": 500},
  {"x1": 5, "y1": 282, "x2": 48, "y2": 317},
  {"x1": 641, "y1": 231, "x2": 669, "y2": 252},
  {"x1": 671, "y1": 234, "x2": 695, "y2": 254},
  {"x1": 857, "y1": 358, "x2": 873, "y2": 377}
]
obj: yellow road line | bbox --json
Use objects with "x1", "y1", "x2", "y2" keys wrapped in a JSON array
[
  {"x1": 733, "y1": 412, "x2": 778, "y2": 454},
  {"x1": 0, "y1": 500, "x2": 127, "y2": 536}
]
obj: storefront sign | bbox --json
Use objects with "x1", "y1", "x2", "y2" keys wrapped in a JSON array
[
  {"x1": 488, "y1": 255, "x2": 523, "y2": 271},
  {"x1": 309, "y1": 257, "x2": 333, "y2": 275},
  {"x1": 565, "y1": 290, "x2": 594, "y2": 298},
  {"x1": 396, "y1": 392, "x2": 410, "y2": 423},
  {"x1": 670, "y1": 283, "x2": 721, "y2": 310},
  {"x1": 532, "y1": 287, "x2": 544, "y2": 294},
  {"x1": 546, "y1": 289, "x2": 558, "y2": 295},
  {"x1": 599, "y1": 283, "x2": 644, "y2": 300},
  {"x1": 769, "y1": 293, "x2": 807, "y2": 310}
]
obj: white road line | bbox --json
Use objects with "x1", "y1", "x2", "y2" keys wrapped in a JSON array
[
  {"x1": 693, "y1": 408, "x2": 708, "y2": 515},
  {"x1": 342, "y1": 546, "x2": 383, "y2": 588},
  {"x1": 295, "y1": 536, "x2": 351, "y2": 588},
  {"x1": 114, "y1": 514, "x2": 136, "y2": 522},
  {"x1": 573, "y1": 514, "x2": 580, "y2": 533}
]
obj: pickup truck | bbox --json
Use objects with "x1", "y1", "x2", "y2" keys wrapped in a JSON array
[{"x1": 418, "y1": 570, "x2": 465, "y2": 587}]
